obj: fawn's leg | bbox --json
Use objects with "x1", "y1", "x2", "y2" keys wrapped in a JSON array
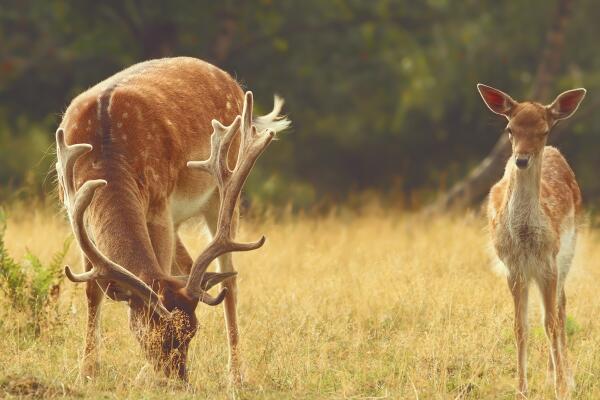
[
  {"x1": 538, "y1": 272, "x2": 569, "y2": 399},
  {"x1": 81, "y1": 257, "x2": 104, "y2": 379},
  {"x1": 548, "y1": 348, "x2": 555, "y2": 385},
  {"x1": 508, "y1": 275, "x2": 529, "y2": 398},
  {"x1": 557, "y1": 286, "x2": 574, "y2": 388}
]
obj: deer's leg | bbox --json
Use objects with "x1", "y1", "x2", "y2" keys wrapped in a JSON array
[
  {"x1": 146, "y1": 204, "x2": 175, "y2": 274},
  {"x1": 508, "y1": 275, "x2": 529, "y2": 398},
  {"x1": 81, "y1": 257, "x2": 104, "y2": 379},
  {"x1": 558, "y1": 286, "x2": 574, "y2": 388},
  {"x1": 548, "y1": 285, "x2": 570, "y2": 386},
  {"x1": 538, "y1": 271, "x2": 569, "y2": 399},
  {"x1": 172, "y1": 233, "x2": 193, "y2": 275},
  {"x1": 547, "y1": 347, "x2": 555, "y2": 385},
  {"x1": 204, "y1": 193, "x2": 242, "y2": 384}
]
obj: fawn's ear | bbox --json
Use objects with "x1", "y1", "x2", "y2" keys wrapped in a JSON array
[
  {"x1": 477, "y1": 83, "x2": 517, "y2": 118},
  {"x1": 547, "y1": 88, "x2": 586, "y2": 121}
]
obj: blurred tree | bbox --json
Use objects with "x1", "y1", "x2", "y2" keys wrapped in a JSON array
[
  {"x1": 435, "y1": 0, "x2": 576, "y2": 210},
  {"x1": 0, "y1": 0, "x2": 599, "y2": 208}
]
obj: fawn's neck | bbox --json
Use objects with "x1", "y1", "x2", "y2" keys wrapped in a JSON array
[{"x1": 506, "y1": 151, "x2": 543, "y2": 219}]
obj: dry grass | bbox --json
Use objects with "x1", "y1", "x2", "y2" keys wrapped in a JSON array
[{"x1": 2, "y1": 204, "x2": 600, "y2": 399}]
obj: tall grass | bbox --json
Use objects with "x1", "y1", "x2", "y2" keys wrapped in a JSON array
[{"x1": 1, "y1": 205, "x2": 600, "y2": 398}]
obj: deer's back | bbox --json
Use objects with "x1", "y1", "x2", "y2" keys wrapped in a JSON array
[
  {"x1": 539, "y1": 146, "x2": 582, "y2": 226},
  {"x1": 60, "y1": 57, "x2": 244, "y2": 204}
]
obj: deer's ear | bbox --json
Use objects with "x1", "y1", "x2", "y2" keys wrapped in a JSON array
[
  {"x1": 477, "y1": 83, "x2": 517, "y2": 118},
  {"x1": 547, "y1": 88, "x2": 586, "y2": 121}
]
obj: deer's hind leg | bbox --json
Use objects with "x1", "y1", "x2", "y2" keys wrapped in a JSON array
[{"x1": 203, "y1": 193, "x2": 242, "y2": 385}]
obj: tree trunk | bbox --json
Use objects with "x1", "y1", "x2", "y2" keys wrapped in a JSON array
[{"x1": 434, "y1": 0, "x2": 575, "y2": 210}]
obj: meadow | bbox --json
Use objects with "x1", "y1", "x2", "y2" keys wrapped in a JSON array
[{"x1": 3, "y1": 204, "x2": 600, "y2": 399}]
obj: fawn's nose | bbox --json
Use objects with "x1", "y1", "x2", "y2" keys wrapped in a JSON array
[{"x1": 515, "y1": 155, "x2": 530, "y2": 169}]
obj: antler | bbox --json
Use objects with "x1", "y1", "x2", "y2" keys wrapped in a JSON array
[
  {"x1": 55, "y1": 128, "x2": 171, "y2": 318},
  {"x1": 186, "y1": 91, "x2": 274, "y2": 303}
]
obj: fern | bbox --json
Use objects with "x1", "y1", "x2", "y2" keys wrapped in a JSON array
[
  {"x1": 0, "y1": 208, "x2": 71, "y2": 335},
  {"x1": 0, "y1": 209, "x2": 28, "y2": 309}
]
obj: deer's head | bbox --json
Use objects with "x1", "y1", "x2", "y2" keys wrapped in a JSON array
[
  {"x1": 477, "y1": 84, "x2": 586, "y2": 170},
  {"x1": 124, "y1": 279, "x2": 198, "y2": 380}
]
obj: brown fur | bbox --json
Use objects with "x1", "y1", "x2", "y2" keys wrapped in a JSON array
[
  {"x1": 479, "y1": 83, "x2": 586, "y2": 399},
  {"x1": 489, "y1": 146, "x2": 582, "y2": 239},
  {"x1": 58, "y1": 57, "x2": 275, "y2": 381}
]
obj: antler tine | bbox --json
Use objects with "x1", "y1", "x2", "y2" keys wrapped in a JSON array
[
  {"x1": 187, "y1": 116, "x2": 241, "y2": 189},
  {"x1": 55, "y1": 128, "x2": 92, "y2": 210},
  {"x1": 240, "y1": 91, "x2": 254, "y2": 152},
  {"x1": 55, "y1": 129, "x2": 171, "y2": 319},
  {"x1": 185, "y1": 91, "x2": 275, "y2": 302}
]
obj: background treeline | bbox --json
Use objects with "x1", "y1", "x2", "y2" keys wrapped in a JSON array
[{"x1": 1, "y1": 0, "x2": 600, "y2": 208}]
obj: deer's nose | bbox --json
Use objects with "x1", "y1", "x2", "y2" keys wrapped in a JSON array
[{"x1": 515, "y1": 155, "x2": 530, "y2": 169}]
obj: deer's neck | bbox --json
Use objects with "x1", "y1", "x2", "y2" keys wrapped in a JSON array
[
  {"x1": 505, "y1": 152, "x2": 543, "y2": 222},
  {"x1": 86, "y1": 180, "x2": 163, "y2": 280}
]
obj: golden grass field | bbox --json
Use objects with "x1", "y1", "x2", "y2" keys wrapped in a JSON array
[{"x1": 3, "y1": 204, "x2": 600, "y2": 399}]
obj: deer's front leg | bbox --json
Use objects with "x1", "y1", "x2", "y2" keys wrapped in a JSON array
[
  {"x1": 508, "y1": 274, "x2": 529, "y2": 398},
  {"x1": 147, "y1": 204, "x2": 175, "y2": 273},
  {"x1": 172, "y1": 233, "x2": 193, "y2": 274},
  {"x1": 557, "y1": 287, "x2": 574, "y2": 389},
  {"x1": 81, "y1": 258, "x2": 104, "y2": 380},
  {"x1": 538, "y1": 272, "x2": 569, "y2": 399},
  {"x1": 548, "y1": 286, "x2": 571, "y2": 387}
]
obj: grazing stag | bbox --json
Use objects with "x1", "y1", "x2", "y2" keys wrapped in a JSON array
[
  {"x1": 479, "y1": 83, "x2": 585, "y2": 399},
  {"x1": 55, "y1": 57, "x2": 289, "y2": 381}
]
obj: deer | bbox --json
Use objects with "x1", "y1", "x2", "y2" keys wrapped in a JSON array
[
  {"x1": 55, "y1": 57, "x2": 290, "y2": 382},
  {"x1": 478, "y1": 83, "x2": 586, "y2": 399}
]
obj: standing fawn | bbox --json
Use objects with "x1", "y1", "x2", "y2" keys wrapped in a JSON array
[
  {"x1": 56, "y1": 57, "x2": 289, "y2": 382},
  {"x1": 478, "y1": 84, "x2": 586, "y2": 399}
]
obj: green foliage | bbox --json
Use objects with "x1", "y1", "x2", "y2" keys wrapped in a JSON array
[
  {"x1": 0, "y1": 209, "x2": 71, "y2": 335},
  {"x1": 566, "y1": 315, "x2": 580, "y2": 338},
  {"x1": 0, "y1": 119, "x2": 56, "y2": 201},
  {"x1": 2, "y1": 0, "x2": 600, "y2": 207}
]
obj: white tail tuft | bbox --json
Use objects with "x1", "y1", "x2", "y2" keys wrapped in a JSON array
[{"x1": 253, "y1": 95, "x2": 291, "y2": 134}]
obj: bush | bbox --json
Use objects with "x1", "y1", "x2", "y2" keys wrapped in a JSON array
[{"x1": 0, "y1": 208, "x2": 71, "y2": 335}]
